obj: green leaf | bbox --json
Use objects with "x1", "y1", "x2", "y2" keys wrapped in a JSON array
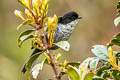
[
  {"x1": 108, "y1": 39, "x2": 120, "y2": 47},
  {"x1": 115, "y1": 1, "x2": 120, "y2": 27},
  {"x1": 17, "y1": 19, "x2": 34, "y2": 30},
  {"x1": 95, "y1": 64, "x2": 111, "y2": 78},
  {"x1": 91, "y1": 45, "x2": 109, "y2": 61},
  {"x1": 90, "y1": 57, "x2": 99, "y2": 69},
  {"x1": 65, "y1": 66, "x2": 80, "y2": 80},
  {"x1": 84, "y1": 73, "x2": 94, "y2": 80},
  {"x1": 112, "y1": 70, "x2": 120, "y2": 80},
  {"x1": 78, "y1": 57, "x2": 100, "y2": 79},
  {"x1": 14, "y1": 10, "x2": 25, "y2": 20},
  {"x1": 54, "y1": 41, "x2": 70, "y2": 51},
  {"x1": 25, "y1": 52, "x2": 42, "y2": 76},
  {"x1": 66, "y1": 62, "x2": 80, "y2": 68},
  {"x1": 114, "y1": 16, "x2": 120, "y2": 27},
  {"x1": 93, "y1": 76, "x2": 104, "y2": 80},
  {"x1": 43, "y1": 52, "x2": 50, "y2": 63},
  {"x1": 79, "y1": 58, "x2": 91, "y2": 80},
  {"x1": 108, "y1": 33, "x2": 120, "y2": 47},
  {"x1": 117, "y1": 1, "x2": 120, "y2": 16},
  {"x1": 18, "y1": 29, "x2": 35, "y2": 47},
  {"x1": 32, "y1": 59, "x2": 46, "y2": 79}
]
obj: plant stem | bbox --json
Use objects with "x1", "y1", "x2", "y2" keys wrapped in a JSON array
[
  {"x1": 39, "y1": 27, "x2": 61, "y2": 80},
  {"x1": 47, "y1": 50, "x2": 61, "y2": 80}
]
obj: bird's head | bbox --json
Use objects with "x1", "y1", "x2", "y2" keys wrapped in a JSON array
[{"x1": 59, "y1": 11, "x2": 82, "y2": 25}]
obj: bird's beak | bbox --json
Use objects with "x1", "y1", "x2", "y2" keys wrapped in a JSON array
[{"x1": 78, "y1": 16, "x2": 82, "y2": 19}]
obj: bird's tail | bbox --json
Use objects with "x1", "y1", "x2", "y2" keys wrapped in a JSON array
[{"x1": 21, "y1": 49, "x2": 41, "y2": 74}]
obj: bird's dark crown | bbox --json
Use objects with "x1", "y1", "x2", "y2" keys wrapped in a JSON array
[{"x1": 60, "y1": 11, "x2": 82, "y2": 24}]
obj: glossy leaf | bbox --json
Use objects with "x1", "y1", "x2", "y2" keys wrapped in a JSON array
[
  {"x1": 93, "y1": 76, "x2": 104, "y2": 80},
  {"x1": 32, "y1": 59, "x2": 46, "y2": 79},
  {"x1": 79, "y1": 57, "x2": 99, "y2": 80},
  {"x1": 65, "y1": 66, "x2": 80, "y2": 80},
  {"x1": 117, "y1": 1, "x2": 120, "y2": 16},
  {"x1": 84, "y1": 73, "x2": 94, "y2": 80},
  {"x1": 108, "y1": 39, "x2": 120, "y2": 47},
  {"x1": 25, "y1": 52, "x2": 42, "y2": 76},
  {"x1": 90, "y1": 57, "x2": 99, "y2": 69},
  {"x1": 18, "y1": 29, "x2": 35, "y2": 47},
  {"x1": 114, "y1": 1, "x2": 120, "y2": 27},
  {"x1": 79, "y1": 58, "x2": 91, "y2": 80},
  {"x1": 54, "y1": 41, "x2": 70, "y2": 51},
  {"x1": 14, "y1": 10, "x2": 25, "y2": 20},
  {"x1": 97, "y1": 64, "x2": 110, "y2": 76},
  {"x1": 108, "y1": 32, "x2": 120, "y2": 47},
  {"x1": 114, "y1": 16, "x2": 120, "y2": 27},
  {"x1": 66, "y1": 62, "x2": 80, "y2": 68},
  {"x1": 17, "y1": 19, "x2": 34, "y2": 30},
  {"x1": 91, "y1": 45, "x2": 109, "y2": 61},
  {"x1": 112, "y1": 70, "x2": 120, "y2": 80}
]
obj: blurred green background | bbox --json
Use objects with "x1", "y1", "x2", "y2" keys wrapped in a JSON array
[{"x1": 0, "y1": 0, "x2": 119, "y2": 80}]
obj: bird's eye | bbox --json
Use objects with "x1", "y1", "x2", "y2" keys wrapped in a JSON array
[{"x1": 71, "y1": 16, "x2": 75, "y2": 20}]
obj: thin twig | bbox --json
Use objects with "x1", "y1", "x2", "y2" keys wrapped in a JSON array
[
  {"x1": 39, "y1": 27, "x2": 61, "y2": 80},
  {"x1": 47, "y1": 50, "x2": 61, "y2": 80}
]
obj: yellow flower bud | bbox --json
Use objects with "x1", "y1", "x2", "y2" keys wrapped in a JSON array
[
  {"x1": 45, "y1": 0, "x2": 50, "y2": 5},
  {"x1": 32, "y1": 0, "x2": 42, "y2": 16},
  {"x1": 25, "y1": 8, "x2": 34, "y2": 19},
  {"x1": 47, "y1": 15, "x2": 58, "y2": 46},
  {"x1": 14, "y1": 10, "x2": 25, "y2": 20},
  {"x1": 24, "y1": 0, "x2": 31, "y2": 9}
]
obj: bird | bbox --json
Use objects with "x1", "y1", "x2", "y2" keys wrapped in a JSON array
[{"x1": 21, "y1": 11, "x2": 82, "y2": 73}]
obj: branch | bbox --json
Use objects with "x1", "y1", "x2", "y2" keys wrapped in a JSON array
[
  {"x1": 39, "y1": 27, "x2": 61, "y2": 80},
  {"x1": 47, "y1": 50, "x2": 61, "y2": 80}
]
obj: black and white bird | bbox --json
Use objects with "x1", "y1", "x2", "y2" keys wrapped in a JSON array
[{"x1": 22, "y1": 11, "x2": 82, "y2": 73}]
